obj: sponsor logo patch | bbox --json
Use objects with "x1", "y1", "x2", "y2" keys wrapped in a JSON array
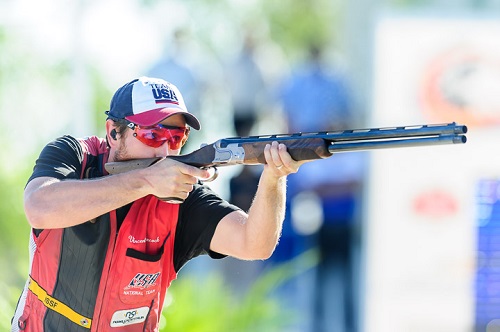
[{"x1": 110, "y1": 307, "x2": 149, "y2": 327}]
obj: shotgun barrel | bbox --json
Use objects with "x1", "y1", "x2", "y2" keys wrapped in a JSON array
[{"x1": 105, "y1": 122, "x2": 467, "y2": 175}]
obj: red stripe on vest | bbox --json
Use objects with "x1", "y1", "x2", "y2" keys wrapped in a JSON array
[
  {"x1": 91, "y1": 196, "x2": 179, "y2": 331},
  {"x1": 22, "y1": 229, "x2": 64, "y2": 331}
]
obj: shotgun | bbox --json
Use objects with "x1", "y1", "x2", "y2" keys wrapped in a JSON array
[{"x1": 105, "y1": 122, "x2": 467, "y2": 177}]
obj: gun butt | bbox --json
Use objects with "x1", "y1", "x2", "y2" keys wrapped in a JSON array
[{"x1": 105, "y1": 157, "x2": 162, "y2": 175}]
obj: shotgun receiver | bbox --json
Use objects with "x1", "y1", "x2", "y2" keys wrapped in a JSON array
[{"x1": 105, "y1": 122, "x2": 467, "y2": 176}]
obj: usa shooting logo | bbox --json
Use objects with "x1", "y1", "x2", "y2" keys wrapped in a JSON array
[
  {"x1": 150, "y1": 83, "x2": 180, "y2": 106},
  {"x1": 123, "y1": 272, "x2": 161, "y2": 297},
  {"x1": 127, "y1": 272, "x2": 161, "y2": 289}
]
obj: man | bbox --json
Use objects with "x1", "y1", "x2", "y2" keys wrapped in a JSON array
[{"x1": 12, "y1": 76, "x2": 303, "y2": 331}]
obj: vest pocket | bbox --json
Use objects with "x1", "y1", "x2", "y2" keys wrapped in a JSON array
[
  {"x1": 118, "y1": 245, "x2": 165, "y2": 305},
  {"x1": 125, "y1": 247, "x2": 163, "y2": 262}
]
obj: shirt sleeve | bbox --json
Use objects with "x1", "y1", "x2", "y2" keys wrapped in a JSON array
[
  {"x1": 173, "y1": 184, "x2": 241, "y2": 272},
  {"x1": 27, "y1": 136, "x2": 84, "y2": 236},
  {"x1": 27, "y1": 135, "x2": 84, "y2": 184}
]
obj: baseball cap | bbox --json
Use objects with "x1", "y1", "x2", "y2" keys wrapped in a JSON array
[{"x1": 105, "y1": 76, "x2": 201, "y2": 130}]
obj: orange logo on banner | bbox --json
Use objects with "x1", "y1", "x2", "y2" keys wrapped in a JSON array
[{"x1": 420, "y1": 45, "x2": 500, "y2": 128}]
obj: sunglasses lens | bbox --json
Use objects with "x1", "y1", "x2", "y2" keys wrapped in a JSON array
[{"x1": 134, "y1": 125, "x2": 188, "y2": 149}]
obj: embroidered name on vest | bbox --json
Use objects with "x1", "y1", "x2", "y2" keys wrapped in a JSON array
[{"x1": 128, "y1": 235, "x2": 160, "y2": 244}]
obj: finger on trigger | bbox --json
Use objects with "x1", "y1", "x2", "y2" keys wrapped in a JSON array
[{"x1": 198, "y1": 168, "x2": 215, "y2": 181}]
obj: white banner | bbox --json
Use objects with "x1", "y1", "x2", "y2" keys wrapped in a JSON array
[{"x1": 364, "y1": 16, "x2": 500, "y2": 332}]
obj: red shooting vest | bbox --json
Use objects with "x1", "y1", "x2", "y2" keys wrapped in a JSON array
[
  {"x1": 20, "y1": 196, "x2": 179, "y2": 331},
  {"x1": 17, "y1": 136, "x2": 179, "y2": 331},
  {"x1": 92, "y1": 196, "x2": 179, "y2": 331}
]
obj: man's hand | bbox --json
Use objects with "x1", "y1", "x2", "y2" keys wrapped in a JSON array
[
  {"x1": 138, "y1": 158, "x2": 212, "y2": 201},
  {"x1": 263, "y1": 141, "x2": 306, "y2": 177}
]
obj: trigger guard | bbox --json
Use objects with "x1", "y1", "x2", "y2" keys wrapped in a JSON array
[{"x1": 201, "y1": 167, "x2": 218, "y2": 182}]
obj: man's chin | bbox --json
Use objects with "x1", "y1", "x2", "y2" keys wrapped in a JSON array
[{"x1": 113, "y1": 149, "x2": 130, "y2": 162}]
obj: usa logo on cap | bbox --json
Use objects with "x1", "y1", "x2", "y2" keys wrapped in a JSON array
[
  {"x1": 148, "y1": 80, "x2": 180, "y2": 106},
  {"x1": 106, "y1": 76, "x2": 201, "y2": 129}
]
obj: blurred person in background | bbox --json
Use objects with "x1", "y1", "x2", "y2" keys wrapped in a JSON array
[
  {"x1": 147, "y1": 28, "x2": 203, "y2": 152},
  {"x1": 11, "y1": 76, "x2": 308, "y2": 331},
  {"x1": 278, "y1": 43, "x2": 365, "y2": 332},
  {"x1": 226, "y1": 32, "x2": 267, "y2": 138},
  {"x1": 224, "y1": 31, "x2": 271, "y2": 293},
  {"x1": 226, "y1": 31, "x2": 269, "y2": 211}
]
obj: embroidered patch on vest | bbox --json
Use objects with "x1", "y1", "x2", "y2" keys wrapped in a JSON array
[
  {"x1": 110, "y1": 307, "x2": 150, "y2": 327},
  {"x1": 127, "y1": 272, "x2": 161, "y2": 290}
]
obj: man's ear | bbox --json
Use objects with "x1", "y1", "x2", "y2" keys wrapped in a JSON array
[
  {"x1": 181, "y1": 127, "x2": 190, "y2": 147},
  {"x1": 105, "y1": 120, "x2": 119, "y2": 148}
]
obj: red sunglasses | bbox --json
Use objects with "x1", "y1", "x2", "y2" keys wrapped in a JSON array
[{"x1": 128, "y1": 123, "x2": 190, "y2": 149}]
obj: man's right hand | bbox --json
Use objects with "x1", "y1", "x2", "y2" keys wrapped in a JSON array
[{"x1": 138, "y1": 158, "x2": 212, "y2": 202}]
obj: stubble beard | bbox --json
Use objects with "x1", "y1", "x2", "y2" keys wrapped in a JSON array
[{"x1": 113, "y1": 140, "x2": 129, "y2": 162}]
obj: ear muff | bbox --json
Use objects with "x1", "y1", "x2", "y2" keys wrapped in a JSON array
[{"x1": 110, "y1": 129, "x2": 117, "y2": 140}]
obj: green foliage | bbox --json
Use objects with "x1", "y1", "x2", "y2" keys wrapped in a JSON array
[
  {"x1": 0, "y1": 165, "x2": 32, "y2": 270},
  {"x1": 88, "y1": 68, "x2": 114, "y2": 135},
  {"x1": 135, "y1": 0, "x2": 342, "y2": 63},
  {"x1": 260, "y1": 0, "x2": 341, "y2": 57},
  {"x1": 161, "y1": 249, "x2": 319, "y2": 332},
  {"x1": 0, "y1": 164, "x2": 32, "y2": 330},
  {"x1": 383, "y1": 0, "x2": 433, "y2": 8}
]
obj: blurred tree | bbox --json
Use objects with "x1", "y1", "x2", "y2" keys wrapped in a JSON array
[
  {"x1": 137, "y1": 0, "x2": 343, "y2": 62},
  {"x1": 0, "y1": 165, "x2": 32, "y2": 330},
  {"x1": 261, "y1": 1, "x2": 342, "y2": 58},
  {"x1": 0, "y1": 18, "x2": 111, "y2": 329},
  {"x1": 385, "y1": 0, "x2": 432, "y2": 6}
]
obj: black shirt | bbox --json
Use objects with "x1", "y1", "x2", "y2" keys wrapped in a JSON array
[{"x1": 27, "y1": 135, "x2": 240, "y2": 272}]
